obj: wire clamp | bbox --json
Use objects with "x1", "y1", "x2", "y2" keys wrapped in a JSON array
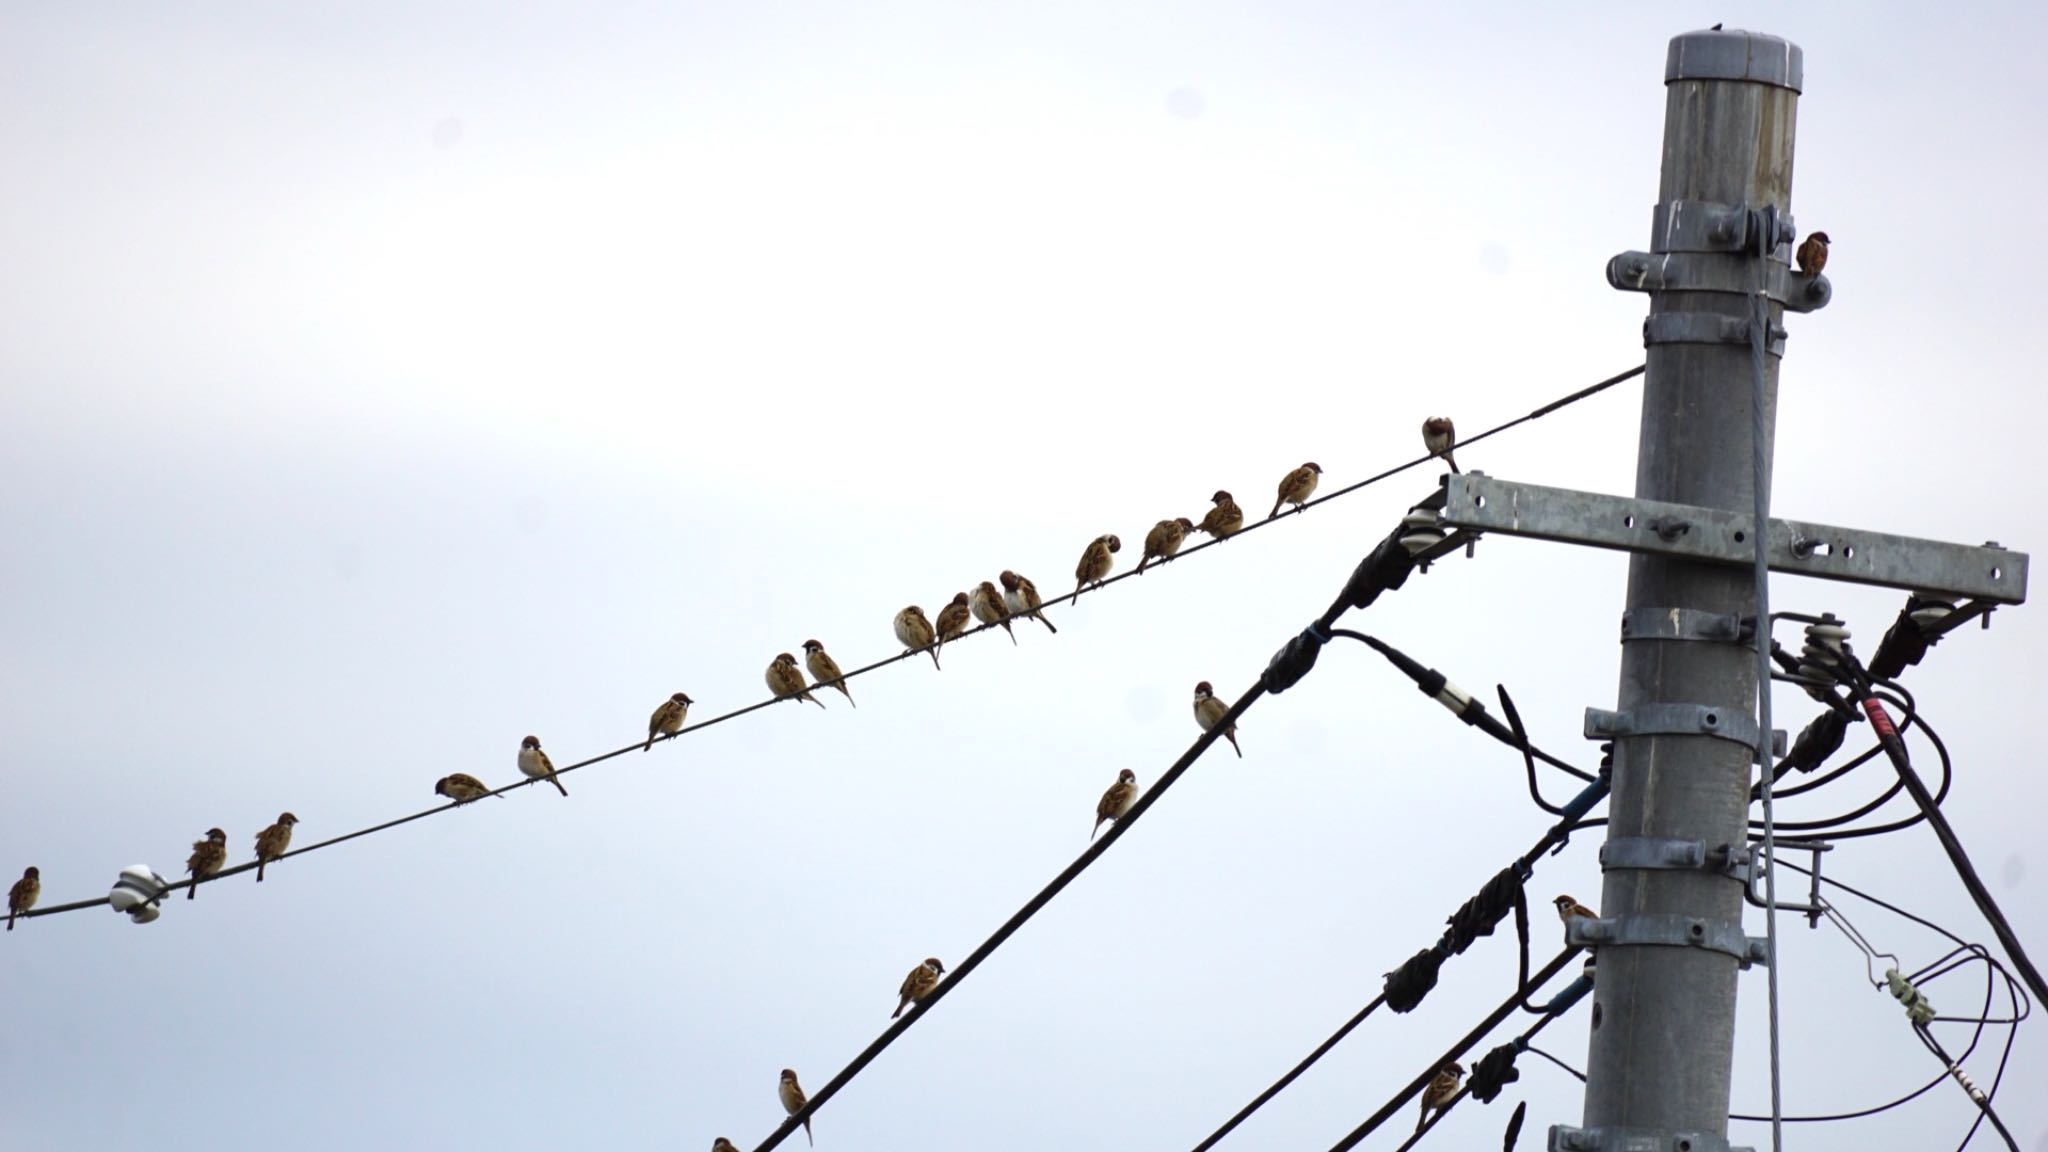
[
  {"x1": 1599, "y1": 836, "x2": 1745, "y2": 877},
  {"x1": 1584, "y1": 703, "x2": 1786, "y2": 756},
  {"x1": 1550, "y1": 1125, "x2": 1752, "y2": 1152},
  {"x1": 1566, "y1": 913, "x2": 1770, "y2": 968},
  {"x1": 1620, "y1": 607, "x2": 1751, "y2": 643}
]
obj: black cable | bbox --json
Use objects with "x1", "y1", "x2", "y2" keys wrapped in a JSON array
[
  {"x1": 1188, "y1": 991, "x2": 1390, "y2": 1152},
  {"x1": 1915, "y1": 1028, "x2": 2021, "y2": 1152}
]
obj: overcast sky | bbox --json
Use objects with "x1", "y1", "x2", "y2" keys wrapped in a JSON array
[{"x1": 4, "y1": 3, "x2": 2045, "y2": 1150}]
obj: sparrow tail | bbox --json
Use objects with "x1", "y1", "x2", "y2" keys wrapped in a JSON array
[
  {"x1": 927, "y1": 645, "x2": 942, "y2": 671},
  {"x1": 188, "y1": 881, "x2": 198, "y2": 901},
  {"x1": 893, "y1": 997, "x2": 909, "y2": 1018},
  {"x1": 838, "y1": 686, "x2": 857, "y2": 708},
  {"x1": 1227, "y1": 732, "x2": 1242, "y2": 758},
  {"x1": 257, "y1": 860, "x2": 267, "y2": 883},
  {"x1": 1137, "y1": 556, "x2": 1149, "y2": 575},
  {"x1": 1417, "y1": 1111, "x2": 1428, "y2": 1135},
  {"x1": 806, "y1": 692, "x2": 827, "y2": 709},
  {"x1": 1269, "y1": 498, "x2": 1284, "y2": 519},
  {"x1": 803, "y1": 1119, "x2": 812, "y2": 1147},
  {"x1": 643, "y1": 735, "x2": 655, "y2": 752},
  {"x1": 6, "y1": 912, "x2": 14, "y2": 931},
  {"x1": 1001, "y1": 620, "x2": 1016, "y2": 645},
  {"x1": 1448, "y1": 454, "x2": 1461, "y2": 474},
  {"x1": 1035, "y1": 613, "x2": 1058, "y2": 634},
  {"x1": 550, "y1": 776, "x2": 569, "y2": 797}
]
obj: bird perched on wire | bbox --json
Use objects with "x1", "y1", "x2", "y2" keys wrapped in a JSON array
[
  {"x1": 1554, "y1": 894, "x2": 1597, "y2": 937},
  {"x1": 646, "y1": 691, "x2": 693, "y2": 751},
  {"x1": 768, "y1": 652, "x2": 826, "y2": 708},
  {"x1": 1270, "y1": 462, "x2": 1322, "y2": 518},
  {"x1": 185, "y1": 828, "x2": 228, "y2": 899},
  {"x1": 1138, "y1": 517, "x2": 1195, "y2": 574},
  {"x1": 1795, "y1": 230, "x2": 1829, "y2": 277},
  {"x1": 7, "y1": 866, "x2": 39, "y2": 930},
  {"x1": 1093, "y1": 768, "x2": 1139, "y2": 841},
  {"x1": 1196, "y1": 490, "x2": 1244, "y2": 540},
  {"x1": 1193, "y1": 681, "x2": 1241, "y2": 757},
  {"x1": 803, "y1": 640, "x2": 855, "y2": 707},
  {"x1": 519, "y1": 735, "x2": 569, "y2": 796},
  {"x1": 253, "y1": 813, "x2": 299, "y2": 882},
  {"x1": 933, "y1": 592, "x2": 973, "y2": 665},
  {"x1": 1074, "y1": 534, "x2": 1120, "y2": 600},
  {"x1": 1000, "y1": 570, "x2": 1057, "y2": 634},
  {"x1": 894, "y1": 956, "x2": 947, "y2": 1018},
  {"x1": 712, "y1": 1140, "x2": 740, "y2": 1152},
  {"x1": 779, "y1": 1068, "x2": 813, "y2": 1146},
  {"x1": 1417, "y1": 1059, "x2": 1465, "y2": 1133},
  {"x1": 969, "y1": 581, "x2": 1016, "y2": 645},
  {"x1": 895, "y1": 605, "x2": 940, "y2": 669},
  {"x1": 435, "y1": 773, "x2": 497, "y2": 805},
  {"x1": 1422, "y1": 417, "x2": 1461, "y2": 473}
]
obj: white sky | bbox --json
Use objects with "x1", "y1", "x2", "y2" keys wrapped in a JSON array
[{"x1": 4, "y1": 3, "x2": 2045, "y2": 1150}]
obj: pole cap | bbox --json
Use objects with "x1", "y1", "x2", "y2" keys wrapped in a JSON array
[{"x1": 1666, "y1": 28, "x2": 1802, "y2": 92}]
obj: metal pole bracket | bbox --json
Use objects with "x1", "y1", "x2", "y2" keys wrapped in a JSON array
[
  {"x1": 1550, "y1": 1125, "x2": 1753, "y2": 1152},
  {"x1": 1566, "y1": 913, "x2": 1771, "y2": 968},
  {"x1": 1585, "y1": 703, "x2": 1786, "y2": 756},
  {"x1": 1620, "y1": 607, "x2": 1750, "y2": 644},
  {"x1": 1599, "y1": 836, "x2": 1746, "y2": 878}
]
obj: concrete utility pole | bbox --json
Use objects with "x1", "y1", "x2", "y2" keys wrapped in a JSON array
[{"x1": 1583, "y1": 28, "x2": 1801, "y2": 1151}]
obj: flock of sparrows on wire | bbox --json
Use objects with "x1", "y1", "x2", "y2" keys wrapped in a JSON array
[{"x1": 1, "y1": 409, "x2": 1671, "y2": 1148}]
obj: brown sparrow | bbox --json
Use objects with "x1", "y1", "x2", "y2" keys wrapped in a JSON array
[
  {"x1": 894, "y1": 956, "x2": 947, "y2": 1018},
  {"x1": 1093, "y1": 768, "x2": 1138, "y2": 840},
  {"x1": 253, "y1": 812, "x2": 299, "y2": 882},
  {"x1": 1197, "y1": 490, "x2": 1244, "y2": 540},
  {"x1": 779, "y1": 1068, "x2": 813, "y2": 1146},
  {"x1": 1417, "y1": 1060, "x2": 1465, "y2": 1132},
  {"x1": 894, "y1": 605, "x2": 941, "y2": 669},
  {"x1": 435, "y1": 773, "x2": 497, "y2": 805},
  {"x1": 768, "y1": 652, "x2": 826, "y2": 708},
  {"x1": 933, "y1": 592, "x2": 973, "y2": 664},
  {"x1": 1555, "y1": 894, "x2": 1597, "y2": 924},
  {"x1": 803, "y1": 639, "x2": 855, "y2": 707},
  {"x1": 1269, "y1": 462, "x2": 1322, "y2": 518},
  {"x1": 1421, "y1": 417, "x2": 1460, "y2": 473},
  {"x1": 1073, "y1": 534, "x2": 1121, "y2": 600},
  {"x1": 185, "y1": 828, "x2": 228, "y2": 899},
  {"x1": 970, "y1": 581, "x2": 1016, "y2": 645},
  {"x1": 7, "y1": 866, "x2": 38, "y2": 930},
  {"x1": 1138, "y1": 517, "x2": 1195, "y2": 574},
  {"x1": 519, "y1": 735, "x2": 569, "y2": 796},
  {"x1": 1193, "y1": 681, "x2": 1241, "y2": 757},
  {"x1": 1795, "y1": 230, "x2": 1829, "y2": 277},
  {"x1": 999, "y1": 570, "x2": 1057, "y2": 634},
  {"x1": 646, "y1": 691, "x2": 694, "y2": 750},
  {"x1": 712, "y1": 1141, "x2": 740, "y2": 1152}
]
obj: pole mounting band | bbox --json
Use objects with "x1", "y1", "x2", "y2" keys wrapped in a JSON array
[
  {"x1": 1551, "y1": 1124, "x2": 1753, "y2": 1152},
  {"x1": 1566, "y1": 913, "x2": 1771, "y2": 968},
  {"x1": 1585, "y1": 703, "x2": 1786, "y2": 756}
]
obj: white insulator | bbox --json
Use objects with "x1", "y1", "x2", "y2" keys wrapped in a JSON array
[
  {"x1": 108, "y1": 866, "x2": 170, "y2": 924},
  {"x1": 1433, "y1": 679, "x2": 1474, "y2": 716}
]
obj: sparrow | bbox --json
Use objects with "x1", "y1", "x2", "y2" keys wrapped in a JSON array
[
  {"x1": 1073, "y1": 534, "x2": 1121, "y2": 600},
  {"x1": 1193, "y1": 680, "x2": 1241, "y2": 757},
  {"x1": 7, "y1": 866, "x2": 38, "y2": 930},
  {"x1": 894, "y1": 956, "x2": 947, "y2": 1018},
  {"x1": 185, "y1": 828, "x2": 228, "y2": 899},
  {"x1": 519, "y1": 735, "x2": 570, "y2": 796},
  {"x1": 1270, "y1": 461, "x2": 1322, "y2": 518},
  {"x1": 933, "y1": 592, "x2": 973, "y2": 664},
  {"x1": 1093, "y1": 768, "x2": 1138, "y2": 840},
  {"x1": 768, "y1": 652, "x2": 827, "y2": 708},
  {"x1": 999, "y1": 570, "x2": 1058, "y2": 634},
  {"x1": 646, "y1": 691, "x2": 694, "y2": 750},
  {"x1": 1795, "y1": 230, "x2": 1829, "y2": 277},
  {"x1": 712, "y1": 1141, "x2": 740, "y2": 1152},
  {"x1": 253, "y1": 812, "x2": 299, "y2": 882},
  {"x1": 1555, "y1": 894, "x2": 1598, "y2": 925},
  {"x1": 435, "y1": 773, "x2": 498, "y2": 805},
  {"x1": 1422, "y1": 416, "x2": 1460, "y2": 473},
  {"x1": 1417, "y1": 1060, "x2": 1465, "y2": 1133},
  {"x1": 969, "y1": 581, "x2": 1016, "y2": 645},
  {"x1": 803, "y1": 640, "x2": 855, "y2": 707},
  {"x1": 779, "y1": 1068, "x2": 813, "y2": 1146},
  {"x1": 1138, "y1": 517, "x2": 1195, "y2": 574},
  {"x1": 1196, "y1": 490, "x2": 1244, "y2": 540},
  {"x1": 895, "y1": 605, "x2": 941, "y2": 669}
]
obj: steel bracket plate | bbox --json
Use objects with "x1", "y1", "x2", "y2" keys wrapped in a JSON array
[
  {"x1": 1599, "y1": 836, "x2": 1746, "y2": 877},
  {"x1": 1566, "y1": 913, "x2": 1770, "y2": 968},
  {"x1": 1606, "y1": 250, "x2": 1830, "y2": 312},
  {"x1": 1551, "y1": 1125, "x2": 1753, "y2": 1152},
  {"x1": 1643, "y1": 312, "x2": 1785, "y2": 357},
  {"x1": 1620, "y1": 607, "x2": 1748, "y2": 643},
  {"x1": 1438, "y1": 474, "x2": 2028, "y2": 605},
  {"x1": 1648, "y1": 198, "x2": 1790, "y2": 254},
  {"x1": 1586, "y1": 703, "x2": 1785, "y2": 756}
]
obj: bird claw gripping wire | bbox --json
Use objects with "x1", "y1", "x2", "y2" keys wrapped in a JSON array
[{"x1": 1885, "y1": 967, "x2": 1937, "y2": 1026}]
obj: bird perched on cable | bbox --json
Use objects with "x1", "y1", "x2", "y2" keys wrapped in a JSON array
[
  {"x1": 1417, "y1": 1060, "x2": 1465, "y2": 1133},
  {"x1": 519, "y1": 735, "x2": 569, "y2": 796},
  {"x1": 895, "y1": 605, "x2": 940, "y2": 669},
  {"x1": 712, "y1": 1140, "x2": 740, "y2": 1152},
  {"x1": 779, "y1": 1068, "x2": 813, "y2": 1146},
  {"x1": 435, "y1": 773, "x2": 497, "y2": 805},
  {"x1": 1000, "y1": 570, "x2": 1057, "y2": 634},
  {"x1": 894, "y1": 956, "x2": 947, "y2": 1018},
  {"x1": 1138, "y1": 517, "x2": 1195, "y2": 574},
  {"x1": 1270, "y1": 462, "x2": 1322, "y2": 518},
  {"x1": 185, "y1": 828, "x2": 228, "y2": 899},
  {"x1": 969, "y1": 581, "x2": 1016, "y2": 645},
  {"x1": 1074, "y1": 534, "x2": 1121, "y2": 600},
  {"x1": 1554, "y1": 894, "x2": 1597, "y2": 932},
  {"x1": 803, "y1": 640, "x2": 855, "y2": 707},
  {"x1": 767, "y1": 652, "x2": 826, "y2": 708},
  {"x1": 1197, "y1": 490, "x2": 1244, "y2": 540},
  {"x1": 933, "y1": 591, "x2": 973, "y2": 665},
  {"x1": 253, "y1": 813, "x2": 298, "y2": 882},
  {"x1": 1193, "y1": 681, "x2": 1241, "y2": 757},
  {"x1": 1795, "y1": 230, "x2": 1829, "y2": 277},
  {"x1": 1093, "y1": 768, "x2": 1139, "y2": 841},
  {"x1": 7, "y1": 866, "x2": 39, "y2": 930},
  {"x1": 1422, "y1": 417, "x2": 1460, "y2": 473},
  {"x1": 646, "y1": 691, "x2": 693, "y2": 750}
]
